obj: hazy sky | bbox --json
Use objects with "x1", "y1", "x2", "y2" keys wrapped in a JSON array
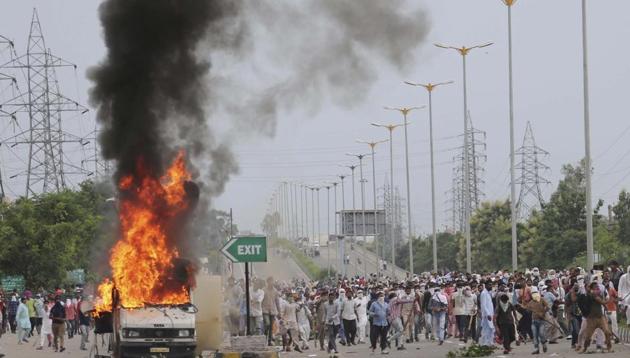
[{"x1": 1, "y1": 1, "x2": 630, "y2": 236}]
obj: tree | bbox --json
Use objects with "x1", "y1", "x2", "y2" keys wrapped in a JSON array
[
  {"x1": 520, "y1": 161, "x2": 602, "y2": 268},
  {"x1": 0, "y1": 181, "x2": 107, "y2": 289},
  {"x1": 467, "y1": 200, "x2": 513, "y2": 272},
  {"x1": 396, "y1": 232, "x2": 461, "y2": 274},
  {"x1": 612, "y1": 190, "x2": 630, "y2": 245}
]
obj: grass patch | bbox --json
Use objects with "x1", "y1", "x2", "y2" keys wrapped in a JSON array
[{"x1": 271, "y1": 238, "x2": 334, "y2": 281}]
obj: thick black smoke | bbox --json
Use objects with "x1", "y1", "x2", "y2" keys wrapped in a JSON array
[
  {"x1": 88, "y1": 0, "x2": 244, "y2": 179},
  {"x1": 88, "y1": 0, "x2": 430, "y2": 259}
]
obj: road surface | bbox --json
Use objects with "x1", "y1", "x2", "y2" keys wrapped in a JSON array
[
  {"x1": 315, "y1": 240, "x2": 409, "y2": 280},
  {"x1": 6, "y1": 327, "x2": 630, "y2": 358},
  {"x1": 282, "y1": 335, "x2": 630, "y2": 357}
]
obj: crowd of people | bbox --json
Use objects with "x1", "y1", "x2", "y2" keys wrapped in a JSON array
[
  {"x1": 224, "y1": 260, "x2": 630, "y2": 355},
  {"x1": 0, "y1": 287, "x2": 93, "y2": 356}
]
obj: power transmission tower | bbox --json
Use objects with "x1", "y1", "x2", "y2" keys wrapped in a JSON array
[
  {"x1": 0, "y1": 9, "x2": 89, "y2": 197},
  {"x1": 81, "y1": 124, "x2": 113, "y2": 180},
  {"x1": 515, "y1": 121, "x2": 550, "y2": 219},
  {"x1": 449, "y1": 112, "x2": 486, "y2": 231}
]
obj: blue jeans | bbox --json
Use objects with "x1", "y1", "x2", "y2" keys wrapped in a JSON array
[
  {"x1": 531, "y1": 319, "x2": 546, "y2": 349},
  {"x1": 570, "y1": 317, "x2": 582, "y2": 346},
  {"x1": 432, "y1": 311, "x2": 446, "y2": 342}
]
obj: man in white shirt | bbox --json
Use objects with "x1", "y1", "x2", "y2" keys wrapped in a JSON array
[
  {"x1": 619, "y1": 266, "x2": 630, "y2": 324},
  {"x1": 355, "y1": 289, "x2": 369, "y2": 343},
  {"x1": 250, "y1": 280, "x2": 265, "y2": 335},
  {"x1": 295, "y1": 296, "x2": 312, "y2": 350},
  {"x1": 340, "y1": 290, "x2": 358, "y2": 345},
  {"x1": 479, "y1": 282, "x2": 496, "y2": 347}
]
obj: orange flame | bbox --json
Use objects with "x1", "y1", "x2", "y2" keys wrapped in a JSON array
[{"x1": 96, "y1": 151, "x2": 194, "y2": 313}]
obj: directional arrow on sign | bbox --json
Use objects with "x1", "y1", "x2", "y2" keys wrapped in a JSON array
[{"x1": 221, "y1": 239, "x2": 238, "y2": 262}]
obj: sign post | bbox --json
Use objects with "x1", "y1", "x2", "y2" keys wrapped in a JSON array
[{"x1": 221, "y1": 236, "x2": 268, "y2": 336}]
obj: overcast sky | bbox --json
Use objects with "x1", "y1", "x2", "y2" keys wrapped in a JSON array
[{"x1": 1, "y1": 1, "x2": 630, "y2": 235}]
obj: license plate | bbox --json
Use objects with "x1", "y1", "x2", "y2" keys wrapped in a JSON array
[{"x1": 150, "y1": 347, "x2": 170, "y2": 353}]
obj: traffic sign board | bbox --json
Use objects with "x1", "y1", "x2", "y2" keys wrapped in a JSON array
[{"x1": 221, "y1": 236, "x2": 267, "y2": 263}]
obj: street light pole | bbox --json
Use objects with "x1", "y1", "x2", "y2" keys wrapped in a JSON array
[
  {"x1": 297, "y1": 184, "x2": 306, "y2": 237},
  {"x1": 283, "y1": 182, "x2": 290, "y2": 240},
  {"x1": 347, "y1": 153, "x2": 370, "y2": 278},
  {"x1": 339, "y1": 175, "x2": 347, "y2": 277},
  {"x1": 332, "y1": 182, "x2": 338, "y2": 277},
  {"x1": 304, "y1": 185, "x2": 309, "y2": 241},
  {"x1": 371, "y1": 122, "x2": 404, "y2": 277},
  {"x1": 435, "y1": 41, "x2": 493, "y2": 273},
  {"x1": 316, "y1": 187, "x2": 321, "y2": 248},
  {"x1": 310, "y1": 187, "x2": 316, "y2": 246},
  {"x1": 326, "y1": 185, "x2": 331, "y2": 278},
  {"x1": 500, "y1": 0, "x2": 519, "y2": 271},
  {"x1": 358, "y1": 139, "x2": 389, "y2": 277},
  {"x1": 384, "y1": 106, "x2": 424, "y2": 275},
  {"x1": 581, "y1": 0, "x2": 594, "y2": 270},
  {"x1": 405, "y1": 81, "x2": 453, "y2": 273},
  {"x1": 292, "y1": 183, "x2": 300, "y2": 241}
]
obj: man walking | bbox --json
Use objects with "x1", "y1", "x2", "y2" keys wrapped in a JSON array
[
  {"x1": 479, "y1": 281, "x2": 495, "y2": 347},
  {"x1": 368, "y1": 291, "x2": 389, "y2": 354},
  {"x1": 579, "y1": 282, "x2": 613, "y2": 353},
  {"x1": 16, "y1": 297, "x2": 31, "y2": 344},
  {"x1": 50, "y1": 296, "x2": 66, "y2": 352},
  {"x1": 324, "y1": 292, "x2": 340, "y2": 355},
  {"x1": 430, "y1": 286, "x2": 449, "y2": 345}
]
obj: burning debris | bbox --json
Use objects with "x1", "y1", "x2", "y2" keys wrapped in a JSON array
[{"x1": 96, "y1": 152, "x2": 197, "y2": 312}]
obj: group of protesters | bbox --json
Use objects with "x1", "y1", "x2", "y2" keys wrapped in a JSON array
[
  {"x1": 224, "y1": 260, "x2": 630, "y2": 355},
  {"x1": 0, "y1": 287, "x2": 93, "y2": 355}
]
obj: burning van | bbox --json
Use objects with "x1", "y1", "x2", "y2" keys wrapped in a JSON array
[{"x1": 93, "y1": 153, "x2": 200, "y2": 358}]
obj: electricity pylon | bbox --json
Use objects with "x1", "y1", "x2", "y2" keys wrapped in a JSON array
[
  {"x1": 0, "y1": 9, "x2": 89, "y2": 197},
  {"x1": 515, "y1": 121, "x2": 550, "y2": 219}
]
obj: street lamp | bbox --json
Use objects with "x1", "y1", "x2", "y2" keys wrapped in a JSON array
[
  {"x1": 309, "y1": 186, "x2": 317, "y2": 246},
  {"x1": 434, "y1": 41, "x2": 493, "y2": 273},
  {"x1": 500, "y1": 0, "x2": 519, "y2": 271},
  {"x1": 581, "y1": 0, "x2": 594, "y2": 270},
  {"x1": 404, "y1": 80, "x2": 453, "y2": 273},
  {"x1": 340, "y1": 164, "x2": 358, "y2": 248},
  {"x1": 371, "y1": 122, "x2": 405, "y2": 277},
  {"x1": 384, "y1": 106, "x2": 425, "y2": 275},
  {"x1": 330, "y1": 182, "x2": 339, "y2": 277},
  {"x1": 338, "y1": 174, "x2": 347, "y2": 277},
  {"x1": 325, "y1": 185, "x2": 331, "y2": 278},
  {"x1": 357, "y1": 138, "x2": 389, "y2": 277},
  {"x1": 301, "y1": 184, "x2": 308, "y2": 241},
  {"x1": 316, "y1": 187, "x2": 321, "y2": 248},
  {"x1": 346, "y1": 153, "x2": 371, "y2": 278}
]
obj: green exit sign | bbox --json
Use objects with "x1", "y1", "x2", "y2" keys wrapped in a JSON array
[{"x1": 221, "y1": 236, "x2": 267, "y2": 263}]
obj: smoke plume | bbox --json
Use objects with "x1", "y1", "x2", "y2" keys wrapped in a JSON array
[{"x1": 88, "y1": 0, "x2": 430, "y2": 253}]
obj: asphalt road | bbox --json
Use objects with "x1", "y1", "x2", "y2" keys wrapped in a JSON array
[
  {"x1": 315, "y1": 242, "x2": 409, "y2": 280},
  {"x1": 5, "y1": 323, "x2": 630, "y2": 357},
  {"x1": 281, "y1": 334, "x2": 630, "y2": 358}
]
